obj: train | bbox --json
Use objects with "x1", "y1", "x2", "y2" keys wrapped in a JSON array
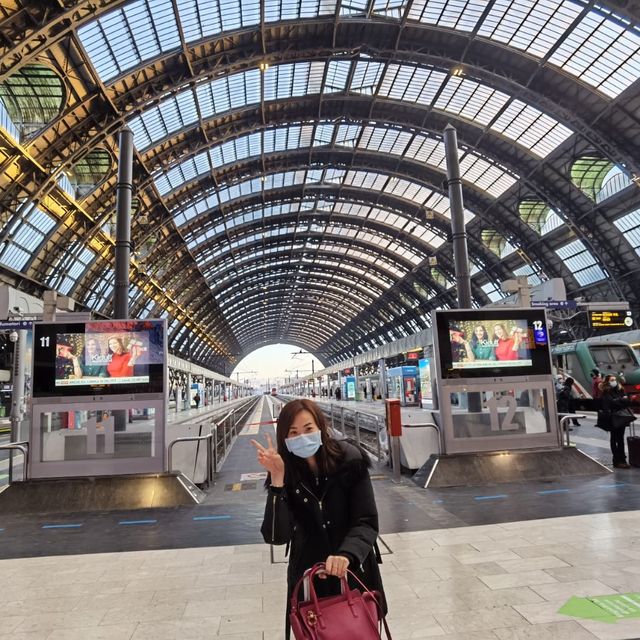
[{"x1": 551, "y1": 338, "x2": 640, "y2": 397}]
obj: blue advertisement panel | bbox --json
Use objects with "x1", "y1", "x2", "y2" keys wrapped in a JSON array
[
  {"x1": 345, "y1": 375, "x2": 356, "y2": 400},
  {"x1": 418, "y1": 358, "x2": 432, "y2": 407}
]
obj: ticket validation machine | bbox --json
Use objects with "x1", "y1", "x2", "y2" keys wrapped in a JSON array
[
  {"x1": 29, "y1": 319, "x2": 167, "y2": 478},
  {"x1": 432, "y1": 308, "x2": 560, "y2": 454}
]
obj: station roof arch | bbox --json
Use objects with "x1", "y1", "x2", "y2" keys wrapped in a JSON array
[{"x1": 0, "y1": 0, "x2": 639, "y2": 368}]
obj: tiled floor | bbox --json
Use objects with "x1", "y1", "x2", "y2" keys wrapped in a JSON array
[
  {"x1": 3, "y1": 399, "x2": 640, "y2": 638},
  {"x1": 2, "y1": 511, "x2": 640, "y2": 639}
]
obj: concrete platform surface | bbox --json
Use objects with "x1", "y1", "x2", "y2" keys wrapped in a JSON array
[{"x1": 1, "y1": 510, "x2": 640, "y2": 639}]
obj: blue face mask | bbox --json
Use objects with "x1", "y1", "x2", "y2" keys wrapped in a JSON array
[{"x1": 285, "y1": 431, "x2": 322, "y2": 458}]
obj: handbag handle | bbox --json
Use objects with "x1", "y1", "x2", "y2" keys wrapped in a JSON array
[
  {"x1": 290, "y1": 562, "x2": 352, "y2": 613},
  {"x1": 290, "y1": 562, "x2": 393, "y2": 639}
]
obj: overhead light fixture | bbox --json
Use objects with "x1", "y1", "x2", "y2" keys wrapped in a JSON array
[
  {"x1": 259, "y1": 62, "x2": 270, "y2": 72},
  {"x1": 451, "y1": 67, "x2": 464, "y2": 77}
]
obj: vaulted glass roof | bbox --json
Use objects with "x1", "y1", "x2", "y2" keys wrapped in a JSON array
[
  {"x1": 168, "y1": 167, "x2": 475, "y2": 228},
  {"x1": 2, "y1": 0, "x2": 639, "y2": 369},
  {"x1": 129, "y1": 59, "x2": 572, "y2": 159},
  {"x1": 79, "y1": 0, "x2": 640, "y2": 98},
  {"x1": 150, "y1": 121, "x2": 517, "y2": 200}
]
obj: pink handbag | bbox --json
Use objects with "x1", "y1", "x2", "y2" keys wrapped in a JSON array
[{"x1": 289, "y1": 562, "x2": 391, "y2": 640}]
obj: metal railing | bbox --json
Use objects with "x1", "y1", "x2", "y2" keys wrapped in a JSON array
[
  {"x1": 168, "y1": 434, "x2": 214, "y2": 487},
  {"x1": 0, "y1": 441, "x2": 29, "y2": 482},
  {"x1": 326, "y1": 403, "x2": 387, "y2": 462},
  {"x1": 559, "y1": 413, "x2": 587, "y2": 447},
  {"x1": 168, "y1": 396, "x2": 259, "y2": 485}
]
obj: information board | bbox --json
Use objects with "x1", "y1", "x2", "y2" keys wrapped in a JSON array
[{"x1": 589, "y1": 310, "x2": 633, "y2": 329}]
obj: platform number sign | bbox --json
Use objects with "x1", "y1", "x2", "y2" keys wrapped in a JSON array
[{"x1": 487, "y1": 394, "x2": 520, "y2": 432}]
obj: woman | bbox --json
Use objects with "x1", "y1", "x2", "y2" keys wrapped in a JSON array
[
  {"x1": 106, "y1": 337, "x2": 139, "y2": 378},
  {"x1": 599, "y1": 374, "x2": 634, "y2": 469},
  {"x1": 492, "y1": 324, "x2": 522, "y2": 361},
  {"x1": 79, "y1": 338, "x2": 108, "y2": 378},
  {"x1": 468, "y1": 325, "x2": 496, "y2": 361},
  {"x1": 252, "y1": 399, "x2": 386, "y2": 639}
]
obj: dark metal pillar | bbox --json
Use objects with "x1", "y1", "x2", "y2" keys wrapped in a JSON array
[
  {"x1": 444, "y1": 124, "x2": 480, "y2": 412},
  {"x1": 443, "y1": 124, "x2": 472, "y2": 309},
  {"x1": 114, "y1": 126, "x2": 134, "y2": 320}
]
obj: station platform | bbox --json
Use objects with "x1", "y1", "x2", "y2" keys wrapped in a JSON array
[{"x1": 1, "y1": 397, "x2": 640, "y2": 639}]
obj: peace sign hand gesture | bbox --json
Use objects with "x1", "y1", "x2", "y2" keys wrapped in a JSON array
[{"x1": 251, "y1": 432, "x2": 285, "y2": 487}]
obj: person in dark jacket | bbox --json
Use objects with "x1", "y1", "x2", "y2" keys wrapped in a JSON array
[
  {"x1": 251, "y1": 398, "x2": 386, "y2": 639},
  {"x1": 556, "y1": 377, "x2": 581, "y2": 426},
  {"x1": 599, "y1": 374, "x2": 633, "y2": 469}
]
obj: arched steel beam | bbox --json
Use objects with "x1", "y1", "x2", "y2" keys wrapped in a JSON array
[
  {"x1": 214, "y1": 270, "x2": 382, "y2": 309},
  {"x1": 198, "y1": 241, "x2": 459, "y2": 312},
  {"x1": 28, "y1": 21, "x2": 639, "y2": 177},
  {"x1": 21, "y1": 91, "x2": 636, "y2": 308},
  {"x1": 158, "y1": 167, "x2": 567, "y2": 291},
  {"x1": 72, "y1": 99, "x2": 640, "y2": 305}
]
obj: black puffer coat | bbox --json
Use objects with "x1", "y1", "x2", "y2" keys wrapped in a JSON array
[{"x1": 260, "y1": 439, "x2": 386, "y2": 638}]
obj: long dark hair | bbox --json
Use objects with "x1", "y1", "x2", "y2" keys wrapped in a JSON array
[
  {"x1": 470, "y1": 325, "x2": 489, "y2": 349},
  {"x1": 274, "y1": 399, "x2": 344, "y2": 486}
]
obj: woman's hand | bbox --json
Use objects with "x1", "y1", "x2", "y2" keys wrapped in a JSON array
[
  {"x1": 251, "y1": 432, "x2": 285, "y2": 486},
  {"x1": 322, "y1": 555, "x2": 350, "y2": 579}
]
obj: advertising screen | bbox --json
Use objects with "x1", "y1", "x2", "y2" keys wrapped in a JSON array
[
  {"x1": 434, "y1": 309, "x2": 551, "y2": 379},
  {"x1": 418, "y1": 358, "x2": 432, "y2": 406},
  {"x1": 33, "y1": 320, "x2": 165, "y2": 398}
]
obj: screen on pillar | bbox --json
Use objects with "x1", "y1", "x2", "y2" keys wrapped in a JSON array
[
  {"x1": 32, "y1": 319, "x2": 166, "y2": 397},
  {"x1": 434, "y1": 308, "x2": 552, "y2": 379}
]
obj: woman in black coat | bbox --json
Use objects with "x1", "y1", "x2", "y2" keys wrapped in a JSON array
[
  {"x1": 599, "y1": 374, "x2": 633, "y2": 469},
  {"x1": 252, "y1": 398, "x2": 386, "y2": 639}
]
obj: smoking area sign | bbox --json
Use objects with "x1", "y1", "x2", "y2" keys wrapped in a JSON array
[{"x1": 589, "y1": 310, "x2": 633, "y2": 329}]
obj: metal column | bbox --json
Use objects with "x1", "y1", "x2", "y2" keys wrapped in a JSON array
[
  {"x1": 114, "y1": 126, "x2": 134, "y2": 320},
  {"x1": 443, "y1": 124, "x2": 472, "y2": 309}
]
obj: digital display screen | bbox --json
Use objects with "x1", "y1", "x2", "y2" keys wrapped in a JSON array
[
  {"x1": 589, "y1": 310, "x2": 633, "y2": 329},
  {"x1": 33, "y1": 320, "x2": 165, "y2": 397},
  {"x1": 435, "y1": 309, "x2": 552, "y2": 379}
]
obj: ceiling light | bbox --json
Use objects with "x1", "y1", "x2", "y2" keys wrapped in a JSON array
[{"x1": 451, "y1": 67, "x2": 464, "y2": 77}]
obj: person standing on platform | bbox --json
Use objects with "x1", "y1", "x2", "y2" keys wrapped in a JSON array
[
  {"x1": 598, "y1": 374, "x2": 634, "y2": 469},
  {"x1": 194, "y1": 392, "x2": 200, "y2": 409},
  {"x1": 591, "y1": 369, "x2": 603, "y2": 400},
  {"x1": 556, "y1": 377, "x2": 581, "y2": 426},
  {"x1": 334, "y1": 386, "x2": 341, "y2": 401},
  {"x1": 251, "y1": 399, "x2": 386, "y2": 640}
]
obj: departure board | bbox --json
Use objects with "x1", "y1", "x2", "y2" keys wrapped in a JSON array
[{"x1": 589, "y1": 310, "x2": 633, "y2": 329}]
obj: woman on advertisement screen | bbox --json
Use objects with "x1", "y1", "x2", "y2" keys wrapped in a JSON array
[
  {"x1": 492, "y1": 323, "x2": 524, "y2": 361},
  {"x1": 106, "y1": 336, "x2": 142, "y2": 378}
]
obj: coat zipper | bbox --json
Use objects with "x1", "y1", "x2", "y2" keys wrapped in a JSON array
[
  {"x1": 300, "y1": 482, "x2": 329, "y2": 512},
  {"x1": 271, "y1": 493, "x2": 277, "y2": 542}
]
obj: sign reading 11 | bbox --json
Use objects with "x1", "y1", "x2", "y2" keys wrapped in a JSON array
[{"x1": 40, "y1": 336, "x2": 50, "y2": 347}]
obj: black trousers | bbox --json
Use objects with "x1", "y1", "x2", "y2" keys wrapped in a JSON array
[{"x1": 610, "y1": 427, "x2": 627, "y2": 464}]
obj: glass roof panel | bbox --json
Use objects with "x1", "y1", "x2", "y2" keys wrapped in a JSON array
[
  {"x1": 481, "y1": 281, "x2": 507, "y2": 302},
  {"x1": 614, "y1": 207, "x2": 640, "y2": 257},
  {"x1": 478, "y1": 0, "x2": 583, "y2": 59},
  {"x1": 165, "y1": 158, "x2": 479, "y2": 228},
  {"x1": 47, "y1": 243, "x2": 96, "y2": 296},
  {"x1": 126, "y1": 60, "x2": 572, "y2": 159},
  {"x1": 555, "y1": 238, "x2": 606, "y2": 285},
  {"x1": 549, "y1": 8, "x2": 640, "y2": 98},
  {"x1": 491, "y1": 98, "x2": 574, "y2": 158},
  {"x1": 77, "y1": 0, "x2": 180, "y2": 82},
  {"x1": 79, "y1": 0, "x2": 640, "y2": 99},
  {"x1": 0, "y1": 203, "x2": 55, "y2": 272}
]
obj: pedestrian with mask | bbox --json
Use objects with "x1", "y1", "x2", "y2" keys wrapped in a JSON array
[
  {"x1": 251, "y1": 399, "x2": 386, "y2": 639},
  {"x1": 598, "y1": 374, "x2": 635, "y2": 469}
]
